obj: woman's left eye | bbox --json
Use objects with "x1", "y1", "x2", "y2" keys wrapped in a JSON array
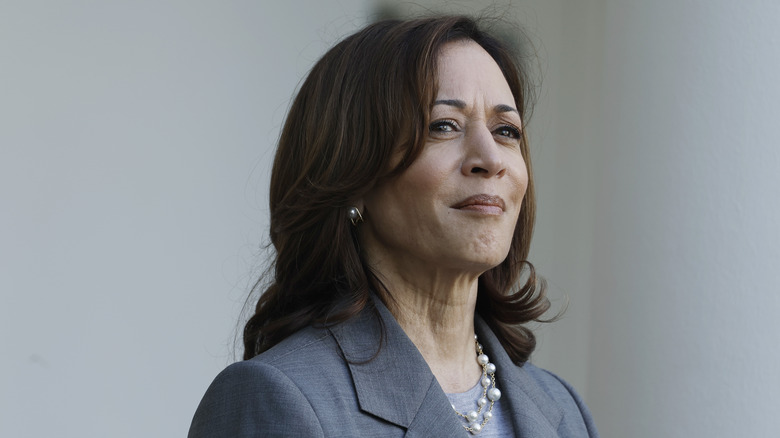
[{"x1": 494, "y1": 125, "x2": 521, "y2": 139}]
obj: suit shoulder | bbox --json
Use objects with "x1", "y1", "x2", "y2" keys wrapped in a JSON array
[
  {"x1": 250, "y1": 325, "x2": 343, "y2": 369},
  {"x1": 189, "y1": 327, "x2": 358, "y2": 437},
  {"x1": 189, "y1": 359, "x2": 325, "y2": 437}
]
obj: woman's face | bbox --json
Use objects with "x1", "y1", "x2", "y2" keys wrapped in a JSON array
[{"x1": 360, "y1": 40, "x2": 528, "y2": 276}]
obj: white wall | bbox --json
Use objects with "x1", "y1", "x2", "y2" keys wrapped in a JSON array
[
  {"x1": 587, "y1": 0, "x2": 780, "y2": 435},
  {"x1": 0, "y1": 1, "x2": 371, "y2": 437},
  {"x1": 519, "y1": 0, "x2": 604, "y2": 406}
]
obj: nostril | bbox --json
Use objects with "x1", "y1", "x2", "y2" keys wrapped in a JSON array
[{"x1": 471, "y1": 167, "x2": 488, "y2": 174}]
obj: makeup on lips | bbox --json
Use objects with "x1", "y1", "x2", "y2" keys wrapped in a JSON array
[{"x1": 451, "y1": 194, "x2": 505, "y2": 215}]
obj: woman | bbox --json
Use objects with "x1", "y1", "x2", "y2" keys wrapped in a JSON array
[{"x1": 189, "y1": 16, "x2": 599, "y2": 437}]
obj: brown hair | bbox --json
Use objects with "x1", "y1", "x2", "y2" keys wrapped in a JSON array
[{"x1": 243, "y1": 15, "x2": 550, "y2": 364}]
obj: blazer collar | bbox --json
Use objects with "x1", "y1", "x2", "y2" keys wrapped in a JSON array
[
  {"x1": 330, "y1": 297, "x2": 563, "y2": 437},
  {"x1": 475, "y1": 315, "x2": 564, "y2": 437}
]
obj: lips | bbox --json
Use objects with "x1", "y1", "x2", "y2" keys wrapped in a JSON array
[{"x1": 451, "y1": 194, "x2": 506, "y2": 213}]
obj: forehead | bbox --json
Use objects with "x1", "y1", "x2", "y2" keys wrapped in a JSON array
[{"x1": 435, "y1": 40, "x2": 514, "y2": 102}]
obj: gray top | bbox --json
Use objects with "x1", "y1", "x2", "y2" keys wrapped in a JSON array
[{"x1": 446, "y1": 380, "x2": 514, "y2": 437}]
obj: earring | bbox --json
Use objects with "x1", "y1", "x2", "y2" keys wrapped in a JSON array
[{"x1": 347, "y1": 206, "x2": 363, "y2": 226}]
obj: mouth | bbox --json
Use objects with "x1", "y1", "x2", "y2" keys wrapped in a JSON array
[{"x1": 451, "y1": 194, "x2": 506, "y2": 215}]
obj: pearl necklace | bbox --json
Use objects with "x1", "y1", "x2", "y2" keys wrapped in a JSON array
[{"x1": 451, "y1": 334, "x2": 502, "y2": 435}]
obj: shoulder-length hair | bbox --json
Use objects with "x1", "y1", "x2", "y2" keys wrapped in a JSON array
[{"x1": 243, "y1": 15, "x2": 549, "y2": 364}]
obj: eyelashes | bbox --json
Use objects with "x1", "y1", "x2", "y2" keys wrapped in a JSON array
[
  {"x1": 428, "y1": 119, "x2": 522, "y2": 140},
  {"x1": 429, "y1": 119, "x2": 459, "y2": 133},
  {"x1": 493, "y1": 125, "x2": 521, "y2": 139}
]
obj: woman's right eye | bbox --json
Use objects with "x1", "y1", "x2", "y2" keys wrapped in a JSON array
[{"x1": 429, "y1": 119, "x2": 459, "y2": 133}]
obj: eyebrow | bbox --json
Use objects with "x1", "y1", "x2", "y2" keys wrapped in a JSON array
[{"x1": 433, "y1": 99, "x2": 518, "y2": 114}]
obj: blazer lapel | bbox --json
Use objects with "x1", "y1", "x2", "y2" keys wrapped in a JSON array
[
  {"x1": 403, "y1": 378, "x2": 468, "y2": 438},
  {"x1": 330, "y1": 298, "x2": 564, "y2": 437},
  {"x1": 475, "y1": 316, "x2": 564, "y2": 438},
  {"x1": 329, "y1": 298, "x2": 466, "y2": 437}
]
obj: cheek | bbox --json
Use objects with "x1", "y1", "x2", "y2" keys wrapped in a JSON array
[
  {"x1": 396, "y1": 154, "x2": 455, "y2": 201},
  {"x1": 510, "y1": 156, "x2": 530, "y2": 202},
  {"x1": 398, "y1": 171, "x2": 446, "y2": 200},
  {"x1": 365, "y1": 170, "x2": 442, "y2": 232}
]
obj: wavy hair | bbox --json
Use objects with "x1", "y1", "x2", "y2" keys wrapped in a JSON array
[{"x1": 243, "y1": 15, "x2": 550, "y2": 364}]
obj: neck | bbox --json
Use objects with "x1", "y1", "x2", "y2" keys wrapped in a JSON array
[{"x1": 375, "y1": 269, "x2": 484, "y2": 393}]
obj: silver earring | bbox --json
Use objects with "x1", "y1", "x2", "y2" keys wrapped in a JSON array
[{"x1": 347, "y1": 206, "x2": 363, "y2": 226}]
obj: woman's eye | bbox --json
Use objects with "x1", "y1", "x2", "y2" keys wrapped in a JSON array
[
  {"x1": 494, "y1": 125, "x2": 521, "y2": 139},
  {"x1": 429, "y1": 120, "x2": 459, "y2": 133}
]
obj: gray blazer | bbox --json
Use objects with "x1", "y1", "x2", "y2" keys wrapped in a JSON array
[{"x1": 189, "y1": 299, "x2": 599, "y2": 437}]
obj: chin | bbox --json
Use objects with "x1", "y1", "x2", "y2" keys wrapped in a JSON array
[
  {"x1": 456, "y1": 254, "x2": 507, "y2": 275},
  {"x1": 466, "y1": 244, "x2": 512, "y2": 269}
]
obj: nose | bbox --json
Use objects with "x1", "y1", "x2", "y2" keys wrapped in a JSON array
[{"x1": 461, "y1": 125, "x2": 506, "y2": 178}]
